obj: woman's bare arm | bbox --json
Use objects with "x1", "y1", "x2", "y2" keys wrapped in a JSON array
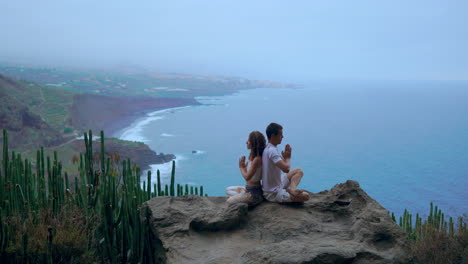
[{"x1": 240, "y1": 157, "x2": 261, "y2": 181}]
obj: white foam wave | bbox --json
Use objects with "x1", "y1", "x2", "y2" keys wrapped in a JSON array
[
  {"x1": 117, "y1": 105, "x2": 193, "y2": 142},
  {"x1": 191, "y1": 150, "x2": 206, "y2": 155},
  {"x1": 147, "y1": 106, "x2": 192, "y2": 116},
  {"x1": 76, "y1": 135, "x2": 100, "y2": 141},
  {"x1": 119, "y1": 116, "x2": 164, "y2": 142},
  {"x1": 175, "y1": 154, "x2": 187, "y2": 161},
  {"x1": 161, "y1": 133, "x2": 175, "y2": 137},
  {"x1": 141, "y1": 154, "x2": 185, "y2": 186}
]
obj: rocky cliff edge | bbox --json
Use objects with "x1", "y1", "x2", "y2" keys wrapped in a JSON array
[{"x1": 144, "y1": 180, "x2": 410, "y2": 264}]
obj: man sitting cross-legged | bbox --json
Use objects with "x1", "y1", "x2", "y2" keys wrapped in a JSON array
[{"x1": 262, "y1": 122, "x2": 310, "y2": 203}]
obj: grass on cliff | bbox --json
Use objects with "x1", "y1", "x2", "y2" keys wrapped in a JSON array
[
  {"x1": 410, "y1": 228, "x2": 467, "y2": 264},
  {"x1": 3, "y1": 204, "x2": 98, "y2": 263},
  {"x1": 0, "y1": 76, "x2": 74, "y2": 133}
]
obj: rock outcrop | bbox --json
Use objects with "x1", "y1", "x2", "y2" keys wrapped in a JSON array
[{"x1": 144, "y1": 180, "x2": 410, "y2": 264}]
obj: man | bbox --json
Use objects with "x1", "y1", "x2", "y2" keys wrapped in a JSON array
[{"x1": 262, "y1": 122, "x2": 310, "y2": 202}]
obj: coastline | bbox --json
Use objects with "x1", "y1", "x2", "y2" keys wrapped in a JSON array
[
  {"x1": 113, "y1": 105, "x2": 194, "y2": 141},
  {"x1": 71, "y1": 93, "x2": 201, "y2": 137},
  {"x1": 109, "y1": 90, "x2": 251, "y2": 178},
  {"x1": 108, "y1": 88, "x2": 263, "y2": 183},
  {"x1": 111, "y1": 103, "x2": 201, "y2": 181}
]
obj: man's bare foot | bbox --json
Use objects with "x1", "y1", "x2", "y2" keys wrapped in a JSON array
[
  {"x1": 290, "y1": 191, "x2": 310, "y2": 202},
  {"x1": 286, "y1": 187, "x2": 302, "y2": 196}
]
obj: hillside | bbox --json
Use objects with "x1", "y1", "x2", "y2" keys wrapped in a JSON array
[
  {"x1": 0, "y1": 65, "x2": 296, "y2": 176},
  {"x1": 71, "y1": 93, "x2": 199, "y2": 135},
  {"x1": 0, "y1": 75, "x2": 76, "y2": 133},
  {"x1": 0, "y1": 64, "x2": 297, "y2": 98},
  {"x1": 0, "y1": 74, "x2": 69, "y2": 149},
  {"x1": 0, "y1": 74, "x2": 181, "y2": 172}
]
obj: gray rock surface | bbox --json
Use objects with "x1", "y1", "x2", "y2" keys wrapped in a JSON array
[{"x1": 143, "y1": 180, "x2": 410, "y2": 264}]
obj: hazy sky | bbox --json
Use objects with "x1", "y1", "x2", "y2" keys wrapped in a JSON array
[{"x1": 1, "y1": 0, "x2": 467, "y2": 81}]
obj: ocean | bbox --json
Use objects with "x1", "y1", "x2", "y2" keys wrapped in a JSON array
[{"x1": 117, "y1": 80, "x2": 468, "y2": 217}]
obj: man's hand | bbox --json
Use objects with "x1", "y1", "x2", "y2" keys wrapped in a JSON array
[
  {"x1": 238, "y1": 156, "x2": 247, "y2": 169},
  {"x1": 282, "y1": 144, "x2": 292, "y2": 160}
]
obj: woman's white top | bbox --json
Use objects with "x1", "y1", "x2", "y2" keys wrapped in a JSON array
[{"x1": 247, "y1": 160, "x2": 262, "y2": 183}]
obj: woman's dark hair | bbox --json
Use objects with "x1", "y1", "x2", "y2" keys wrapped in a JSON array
[
  {"x1": 249, "y1": 131, "x2": 266, "y2": 160},
  {"x1": 266, "y1": 122, "x2": 283, "y2": 140}
]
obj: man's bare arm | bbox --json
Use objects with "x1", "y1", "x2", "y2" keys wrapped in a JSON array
[
  {"x1": 275, "y1": 159, "x2": 290, "y2": 173},
  {"x1": 275, "y1": 144, "x2": 292, "y2": 173}
]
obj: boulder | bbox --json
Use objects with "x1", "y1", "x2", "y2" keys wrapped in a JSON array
[{"x1": 143, "y1": 180, "x2": 410, "y2": 264}]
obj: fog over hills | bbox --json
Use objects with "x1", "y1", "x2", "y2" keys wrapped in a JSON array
[{"x1": 1, "y1": 0, "x2": 467, "y2": 81}]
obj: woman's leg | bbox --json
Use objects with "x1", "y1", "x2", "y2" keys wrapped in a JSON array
[
  {"x1": 226, "y1": 186, "x2": 246, "y2": 197},
  {"x1": 227, "y1": 192, "x2": 252, "y2": 204}
]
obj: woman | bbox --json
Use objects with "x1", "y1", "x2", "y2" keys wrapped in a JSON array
[{"x1": 226, "y1": 131, "x2": 266, "y2": 205}]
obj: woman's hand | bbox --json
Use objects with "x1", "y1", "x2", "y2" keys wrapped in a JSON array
[{"x1": 238, "y1": 156, "x2": 247, "y2": 169}]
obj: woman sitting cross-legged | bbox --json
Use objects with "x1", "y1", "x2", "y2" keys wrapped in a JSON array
[{"x1": 226, "y1": 131, "x2": 266, "y2": 206}]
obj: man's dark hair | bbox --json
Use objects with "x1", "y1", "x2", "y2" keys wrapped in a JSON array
[{"x1": 266, "y1": 122, "x2": 283, "y2": 140}]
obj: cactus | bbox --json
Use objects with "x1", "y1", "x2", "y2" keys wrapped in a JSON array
[
  {"x1": 100, "y1": 131, "x2": 105, "y2": 174},
  {"x1": 147, "y1": 170, "x2": 151, "y2": 201},
  {"x1": 429, "y1": 202, "x2": 433, "y2": 226},
  {"x1": 392, "y1": 202, "x2": 467, "y2": 240},
  {"x1": 449, "y1": 217, "x2": 454, "y2": 236},
  {"x1": 0, "y1": 212, "x2": 8, "y2": 254},
  {"x1": 0, "y1": 129, "x2": 211, "y2": 262},
  {"x1": 46, "y1": 227, "x2": 53, "y2": 264},
  {"x1": 170, "y1": 160, "x2": 175, "y2": 196},
  {"x1": 2, "y1": 129, "x2": 8, "y2": 183},
  {"x1": 22, "y1": 233, "x2": 28, "y2": 261}
]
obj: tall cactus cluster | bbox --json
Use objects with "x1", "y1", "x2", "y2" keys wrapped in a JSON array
[
  {"x1": 0, "y1": 129, "x2": 206, "y2": 263},
  {"x1": 391, "y1": 202, "x2": 466, "y2": 240}
]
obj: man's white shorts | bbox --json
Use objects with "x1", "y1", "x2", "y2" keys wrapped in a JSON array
[{"x1": 263, "y1": 174, "x2": 292, "y2": 203}]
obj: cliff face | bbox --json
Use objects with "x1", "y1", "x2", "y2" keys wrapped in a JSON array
[
  {"x1": 71, "y1": 94, "x2": 199, "y2": 135},
  {"x1": 144, "y1": 180, "x2": 410, "y2": 264}
]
